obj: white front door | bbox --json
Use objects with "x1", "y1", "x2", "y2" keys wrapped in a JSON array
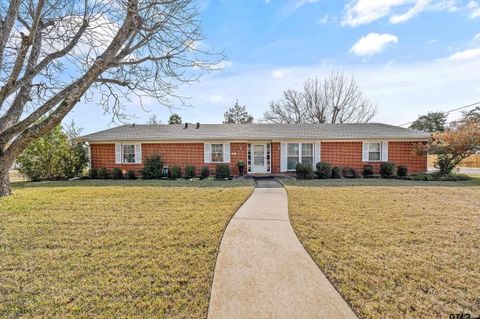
[{"x1": 252, "y1": 144, "x2": 268, "y2": 173}]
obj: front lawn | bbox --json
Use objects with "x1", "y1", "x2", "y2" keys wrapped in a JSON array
[
  {"x1": 287, "y1": 184, "x2": 480, "y2": 319},
  {"x1": 0, "y1": 183, "x2": 252, "y2": 318}
]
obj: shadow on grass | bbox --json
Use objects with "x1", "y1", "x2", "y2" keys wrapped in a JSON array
[
  {"x1": 12, "y1": 178, "x2": 255, "y2": 190},
  {"x1": 281, "y1": 175, "x2": 480, "y2": 188}
]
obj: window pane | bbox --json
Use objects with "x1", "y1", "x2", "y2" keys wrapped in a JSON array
[
  {"x1": 302, "y1": 143, "x2": 313, "y2": 156},
  {"x1": 287, "y1": 143, "x2": 299, "y2": 156},
  {"x1": 211, "y1": 144, "x2": 224, "y2": 162},
  {"x1": 369, "y1": 152, "x2": 380, "y2": 161},
  {"x1": 301, "y1": 156, "x2": 313, "y2": 166},
  {"x1": 253, "y1": 145, "x2": 264, "y2": 166},
  {"x1": 287, "y1": 157, "x2": 299, "y2": 170},
  {"x1": 369, "y1": 143, "x2": 380, "y2": 152},
  {"x1": 122, "y1": 144, "x2": 135, "y2": 163}
]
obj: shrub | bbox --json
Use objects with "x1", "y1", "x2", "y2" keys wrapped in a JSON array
[
  {"x1": 362, "y1": 164, "x2": 375, "y2": 178},
  {"x1": 200, "y1": 166, "x2": 210, "y2": 179},
  {"x1": 342, "y1": 167, "x2": 359, "y2": 179},
  {"x1": 407, "y1": 172, "x2": 471, "y2": 181},
  {"x1": 331, "y1": 166, "x2": 341, "y2": 179},
  {"x1": 315, "y1": 162, "x2": 332, "y2": 179},
  {"x1": 380, "y1": 162, "x2": 396, "y2": 178},
  {"x1": 97, "y1": 167, "x2": 108, "y2": 179},
  {"x1": 171, "y1": 166, "x2": 182, "y2": 179},
  {"x1": 397, "y1": 165, "x2": 408, "y2": 177},
  {"x1": 126, "y1": 170, "x2": 137, "y2": 180},
  {"x1": 141, "y1": 155, "x2": 163, "y2": 179},
  {"x1": 215, "y1": 163, "x2": 231, "y2": 179},
  {"x1": 184, "y1": 165, "x2": 196, "y2": 179},
  {"x1": 295, "y1": 163, "x2": 313, "y2": 179},
  {"x1": 89, "y1": 168, "x2": 97, "y2": 179},
  {"x1": 16, "y1": 124, "x2": 88, "y2": 181},
  {"x1": 112, "y1": 168, "x2": 123, "y2": 179}
]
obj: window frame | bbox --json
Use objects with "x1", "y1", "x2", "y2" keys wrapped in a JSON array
[
  {"x1": 122, "y1": 144, "x2": 136, "y2": 164},
  {"x1": 286, "y1": 142, "x2": 315, "y2": 171},
  {"x1": 211, "y1": 143, "x2": 224, "y2": 163},
  {"x1": 367, "y1": 142, "x2": 382, "y2": 162}
]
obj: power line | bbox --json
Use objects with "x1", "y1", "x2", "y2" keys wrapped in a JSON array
[{"x1": 399, "y1": 101, "x2": 480, "y2": 127}]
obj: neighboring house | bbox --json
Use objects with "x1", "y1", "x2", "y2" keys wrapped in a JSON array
[{"x1": 80, "y1": 123, "x2": 430, "y2": 175}]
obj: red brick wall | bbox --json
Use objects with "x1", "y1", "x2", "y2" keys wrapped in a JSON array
[
  {"x1": 90, "y1": 142, "x2": 248, "y2": 176},
  {"x1": 90, "y1": 140, "x2": 427, "y2": 176},
  {"x1": 320, "y1": 141, "x2": 426, "y2": 173},
  {"x1": 271, "y1": 142, "x2": 281, "y2": 174},
  {"x1": 389, "y1": 141, "x2": 427, "y2": 173}
]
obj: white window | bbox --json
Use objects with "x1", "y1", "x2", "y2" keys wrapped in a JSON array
[
  {"x1": 287, "y1": 143, "x2": 314, "y2": 170},
  {"x1": 211, "y1": 144, "x2": 224, "y2": 163},
  {"x1": 368, "y1": 142, "x2": 381, "y2": 161},
  {"x1": 122, "y1": 144, "x2": 136, "y2": 163}
]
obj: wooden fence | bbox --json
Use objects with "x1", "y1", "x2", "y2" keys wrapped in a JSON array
[{"x1": 428, "y1": 154, "x2": 480, "y2": 168}]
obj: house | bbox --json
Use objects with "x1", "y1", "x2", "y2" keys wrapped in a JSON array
[{"x1": 80, "y1": 123, "x2": 430, "y2": 176}]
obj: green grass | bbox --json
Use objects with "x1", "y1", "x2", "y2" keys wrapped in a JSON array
[
  {"x1": 281, "y1": 175, "x2": 480, "y2": 187},
  {"x1": 287, "y1": 185, "x2": 480, "y2": 319},
  {"x1": 0, "y1": 183, "x2": 253, "y2": 318},
  {"x1": 11, "y1": 177, "x2": 254, "y2": 190}
]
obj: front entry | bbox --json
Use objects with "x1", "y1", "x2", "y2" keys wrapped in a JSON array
[{"x1": 251, "y1": 144, "x2": 268, "y2": 174}]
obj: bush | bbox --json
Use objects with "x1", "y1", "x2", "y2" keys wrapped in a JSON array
[
  {"x1": 16, "y1": 124, "x2": 88, "y2": 181},
  {"x1": 200, "y1": 166, "x2": 210, "y2": 179},
  {"x1": 141, "y1": 155, "x2": 163, "y2": 179},
  {"x1": 295, "y1": 163, "x2": 313, "y2": 179},
  {"x1": 112, "y1": 168, "x2": 123, "y2": 179},
  {"x1": 407, "y1": 172, "x2": 471, "y2": 181},
  {"x1": 315, "y1": 162, "x2": 332, "y2": 179},
  {"x1": 171, "y1": 166, "x2": 182, "y2": 179},
  {"x1": 126, "y1": 170, "x2": 137, "y2": 180},
  {"x1": 215, "y1": 163, "x2": 231, "y2": 179},
  {"x1": 184, "y1": 165, "x2": 196, "y2": 179},
  {"x1": 342, "y1": 167, "x2": 359, "y2": 179},
  {"x1": 89, "y1": 168, "x2": 97, "y2": 179},
  {"x1": 397, "y1": 165, "x2": 408, "y2": 177},
  {"x1": 97, "y1": 167, "x2": 108, "y2": 179},
  {"x1": 380, "y1": 162, "x2": 396, "y2": 178},
  {"x1": 362, "y1": 164, "x2": 375, "y2": 178},
  {"x1": 331, "y1": 166, "x2": 341, "y2": 179}
]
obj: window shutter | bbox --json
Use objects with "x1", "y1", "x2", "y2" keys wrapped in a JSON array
[
  {"x1": 382, "y1": 141, "x2": 389, "y2": 162},
  {"x1": 224, "y1": 143, "x2": 231, "y2": 163},
  {"x1": 115, "y1": 143, "x2": 122, "y2": 164},
  {"x1": 314, "y1": 142, "x2": 321, "y2": 169},
  {"x1": 362, "y1": 142, "x2": 369, "y2": 162},
  {"x1": 280, "y1": 142, "x2": 287, "y2": 172},
  {"x1": 135, "y1": 143, "x2": 142, "y2": 164},
  {"x1": 204, "y1": 143, "x2": 211, "y2": 163}
]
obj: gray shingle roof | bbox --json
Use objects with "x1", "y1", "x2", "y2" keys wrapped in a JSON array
[{"x1": 80, "y1": 123, "x2": 430, "y2": 142}]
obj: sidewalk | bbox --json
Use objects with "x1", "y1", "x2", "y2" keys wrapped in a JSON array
[{"x1": 208, "y1": 182, "x2": 358, "y2": 319}]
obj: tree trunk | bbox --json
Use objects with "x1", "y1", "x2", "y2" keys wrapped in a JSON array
[{"x1": 0, "y1": 159, "x2": 12, "y2": 197}]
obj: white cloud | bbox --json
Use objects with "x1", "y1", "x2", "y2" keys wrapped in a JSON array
[
  {"x1": 445, "y1": 47, "x2": 480, "y2": 60},
  {"x1": 350, "y1": 33, "x2": 399, "y2": 56},
  {"x1": 468, "y1": 1, "x2": 480, "y2": 18},
  {"x1": 208, "y1": 94, "x2": 226, "y2": 103},
  {"x1": 272, "y1": 69, "x2": 288, "y2": 79},
  {"x1": 342, "y1": 0, "x2": 458, "y2": 27}
]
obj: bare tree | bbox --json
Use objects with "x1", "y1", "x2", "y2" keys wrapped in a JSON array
[
  {"x1": 0, "y1": 0, "x2": 219, "y2": 196},
  {"x1": 264, "y1": 72, "x2": 376, "y2": 124},
  {"x1": 263, "y1": 89, "x2": 307, "y2": 124}
]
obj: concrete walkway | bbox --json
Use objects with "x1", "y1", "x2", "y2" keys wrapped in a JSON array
[{"x1": 208, "y1": 180, "x2": 358, "y2": 319}]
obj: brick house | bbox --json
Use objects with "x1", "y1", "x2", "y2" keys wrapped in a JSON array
[{"x1": 80, "y1": 123, "x2": 429, "y2": 176}]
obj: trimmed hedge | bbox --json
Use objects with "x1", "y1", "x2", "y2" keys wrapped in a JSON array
[
  {"x1": 215, "y1": 164, "x2": 231, "y2": 179},
  {"x1": 397, "y1": 164, "x2": 408, "y2": 177},
  {"x1": 184, "y1": 165, "x2": 196, "y2": 179},
  {"x1": 142, "y1": 155, "x2": 163, "y2": 179},
  {"x1": 296, "y1": 163, "x2": 313, "y2": 179},
  {"x1": 362, "y1": 165, "x2": 375, "y2": 178},
  {"x1": 331, "y1": 166, "x2": 342, "y2": 179},
  {"x1": 200, "y1": 166, "x2": 210, "y2": 179},
  {"x1": 97, "y1": 167, "x2": 108, "y2": 179},
  {"x1": 380, "y1": 162, "x2": 396, "y2": 178},
  {"x1": 171, "y1": 166, "x2": 182, "y2": 179},
  {"x1": 315, "y1": 162, "x2": 332, "y2": 179},
  {"x1": 112, "y1": 168, "x2": 123, "y2": 179}
]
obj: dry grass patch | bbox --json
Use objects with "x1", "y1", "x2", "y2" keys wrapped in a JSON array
[
  {"x1": 0, "y1": 185, "x2": 252, "y2": 318},
  {"x1": 287, "y1": 186, "x2": 480, "y2": 319}
]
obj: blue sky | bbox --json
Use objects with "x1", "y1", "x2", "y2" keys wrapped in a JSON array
[{"x1": 68, "y1": 0, "x2": 480, "y2": 134}]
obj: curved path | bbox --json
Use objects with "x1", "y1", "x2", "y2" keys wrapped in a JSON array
[{"x1": 208, "y1": 179, "x2": 357, "y2": 319}]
